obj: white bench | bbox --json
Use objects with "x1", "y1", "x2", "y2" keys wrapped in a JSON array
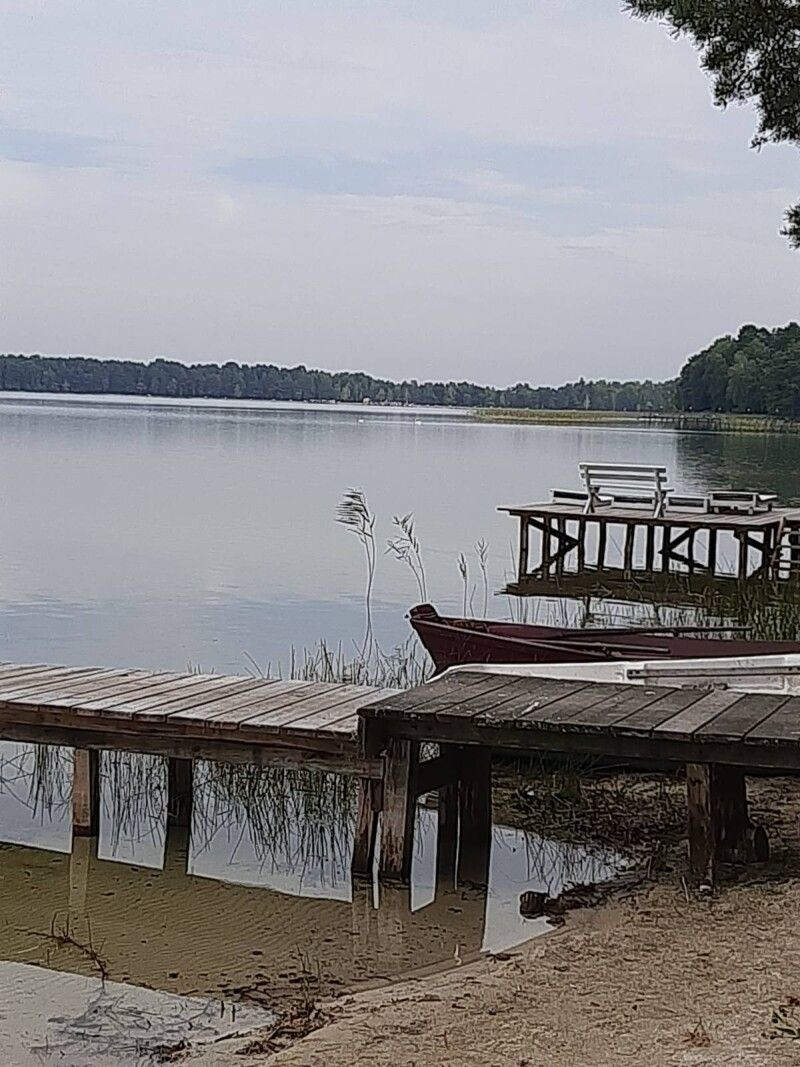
[
  {"x1": 706, "y1": 490, "x2": 777, "y2": 515},
  {"x1": 576, "y1": 462, "x2": 672, "y2": 517}
]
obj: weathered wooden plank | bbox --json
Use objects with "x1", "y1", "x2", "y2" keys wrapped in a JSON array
[
  {"x1": 745, "y1": 696, "x2": 800, "y2": 744},
  {"x1": 202, "y1": 683, "x2": 339, "y2": 730},
  {"x1": 166, "y1": 680, "x2": 297, "y2": 723},
  {"x1": 77, "y1": 673, "x2": 221, "y2": 713},
  {"x1": 0, "y1": 667, "x2": 115, "y2": 701},
  {"x1": 521, "y1": 683, "x2": 634, "y2": 727},
  {"x1": 695, "y1": 693, "x2": 790, "y2": 742},
  {"x1": 101, "y1": 678, "x2": 259, "y2": 721},
  {"x1": 278, "y1": 688, "x2": 397, "y2": 736},
  {"x1": 460, "y1": 678, "x2": 593, "y2": 721},
  {"x1": 474, "y1": 679, "x2": 596, "y2": 726},
  {"x1": 613, "y1": 687, "x2": 707, "y2": 736},
  {"x1": 239, "y1": 685, "x2": 370, "y2": 732},
  {"x1": 362, "y1": 671, "x2": 503, "y2": 716},
  {"x1": 652, "y1": 689, "x2": 745, "y2": 739},
  {"x1": 398, "y1": 676, "x2": 533, "y2": 723},
  {"x1": 18, "y1": 670, "x2": 158, "y2": 707},
  {"x1": 555, "y1": 685, "x2": 674, "y2": 730},
  {"x1": 127, "y1": 678, "x2": 271, "y2": 719},
  {"x1": 0, "y1": 664, "x2": 60, "y2": 684}
]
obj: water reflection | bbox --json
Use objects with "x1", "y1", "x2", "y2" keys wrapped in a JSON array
[{"x1": 0, "y1": 742, "x2": 623, "y2": 1011}]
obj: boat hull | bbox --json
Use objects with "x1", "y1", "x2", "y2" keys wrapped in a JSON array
[{"x1": 409, "y1": 604, "x2": 800, "y2": 674}]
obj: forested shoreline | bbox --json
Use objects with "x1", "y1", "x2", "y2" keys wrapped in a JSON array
[
  {"x1": 677, "y1": 324, "x2": 800, "y2": 416},
  {"x1": 0, "y1": 353, "x2": 674, "y2": 412},
  {"x1": 3, "y1": 325, "x2": 799, "y2": 415}
]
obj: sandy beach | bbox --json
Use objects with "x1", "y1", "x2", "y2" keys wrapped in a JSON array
[{"x1": 189, "y1": 776, "x2": 800, "y2": 1066}]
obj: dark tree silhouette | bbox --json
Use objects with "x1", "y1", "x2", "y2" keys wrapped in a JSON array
[{"x1": 627, "y1": 1, "x2": 800, "y2": 247}]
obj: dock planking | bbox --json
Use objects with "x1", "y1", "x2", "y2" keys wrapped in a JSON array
[
  {"x1": 358, "y1": 667, "x2": 800, "y2": 883},
  {"x1": 361, "y1": 670, "x2": 800, "y2": 768},
  {"x1": 0, "y1": 663, "x2": 394, "y2": 772}
]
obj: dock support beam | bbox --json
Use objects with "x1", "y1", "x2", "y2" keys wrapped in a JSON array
[
  {"x1": 457, "y1": 748, "x2": 492, "y2": 887},
  {"x1": 167, "y1": 756, "x2": 194, "y2": 828},
  {"x1": 72, "y1": 748, "x2": 100, "y2": 838},
  {"x1": 352, "y1": 778, "x2": 381, "y2": 878},
  {"x1": 354, "y1": 737, "x2": 493, "y2": 889},
  {"x1": 686, "y1": 763, "x2": 768, "y2": 883},
  {"x1": 379, "y1": 739, "x2": 420, "y2": 883}
]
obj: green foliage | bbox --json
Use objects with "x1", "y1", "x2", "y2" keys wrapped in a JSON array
[
  {"x1": 0, "y1": 353, "x2": 676, "y2": 411},
  {"x1": 677, "y1": 322, "x2": 800, "y2": 414},
  {"x1": 626, "y1": 1, "x2": 800, "y2": 247}
]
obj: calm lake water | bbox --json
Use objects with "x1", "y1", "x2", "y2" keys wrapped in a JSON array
[{"x1": 1, "y1": 391, "x2": 799, "y2": 673}]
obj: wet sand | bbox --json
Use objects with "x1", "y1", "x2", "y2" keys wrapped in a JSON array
[{"x1": 192, "y1": 776, "x2": 800, "y2": 1066}]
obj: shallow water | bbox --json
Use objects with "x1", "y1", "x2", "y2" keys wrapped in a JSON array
[{"x1": 0, "y1": 743, "x2": 623, "y2": 1022}]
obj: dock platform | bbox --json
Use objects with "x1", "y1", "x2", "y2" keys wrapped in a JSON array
[
  {"x1": 358, "y1": 667, "x2": 800, "y2": 885},
  {"x1": 501, "y1": 501, "x2": 800, "y2": 583},
  {"x1": 0, "y1": 662, "x2": 389, "y2": 776}
]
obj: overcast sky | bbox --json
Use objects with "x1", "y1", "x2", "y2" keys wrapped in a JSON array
[{"x1": 1, "y1": 0, "x2": 798, "y2": 386}]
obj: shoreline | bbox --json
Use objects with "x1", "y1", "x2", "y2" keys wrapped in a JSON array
[
  {"x1": 187, "y1": 774, "x2": 800, "y2": 1066},
  {"x1": 1, "y1": 390, "x2": 798, "y2": 434}
]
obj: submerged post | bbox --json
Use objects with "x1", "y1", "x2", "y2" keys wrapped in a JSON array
[
  {"x1": 72, "y1": 748, "x2": 100, "y2": 838},
  {"x1": 457, "y1": 748, "x2": 492, "y2": 888},
  {"x1": 167, "y1": 756, "x2": 194, "y2": 827},
  {"x1": 352, "y1": 777, "x2": 381, "y2": 878}
]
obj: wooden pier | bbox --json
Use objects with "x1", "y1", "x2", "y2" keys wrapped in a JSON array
[
  {"x1": 5, "y1": 659, "x2": 800, "y2": 891},
  {"x1": 501, "y1": 501, "x2": 800, "y2": 584},
  {"x1": 358, "y1": 669, "x2": 800, "y2": 885}
]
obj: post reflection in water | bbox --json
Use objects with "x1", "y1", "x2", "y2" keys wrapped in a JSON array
[{"x1": 0, "y1": 741, "x2": 622, "y2": 1009}]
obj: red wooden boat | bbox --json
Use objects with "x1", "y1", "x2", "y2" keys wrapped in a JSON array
[{"x1": 409, "y1": 604, "x2": 800, "y2": 674}]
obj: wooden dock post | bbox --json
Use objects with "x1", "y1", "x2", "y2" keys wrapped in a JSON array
[
  {"x1": 457, "y1": 748, "x2": 492, "y2": 888},
  {"x1": 167, "y1": 756, "x2": 194, "y2": 827},
  {"x1": 576, "y1": 519, "x2": 586, "y2": 571},
  {"x1": 352, "y1": 777, "x2": 381, "y2": 878},
  {"x1": 707, "y1": 528, "x2": 718, "y2": 576},
  {"x1": 737, "y1": 532, "x2": 749, "y2": 579},
  {"x1": 379, "y1": 738, "x2": 420, "y2": 883},
  {"x1": 686, "y1": 763, "x2": 768, "y2": 883},
  {"x1": 72, "y1": 748, "x2": 100, "y2": 838},
  {"x1": 623, "y1": 524, "x2": 635, "y2": 574},
  {"x1": 436, "y1": 778, "x2": 459, "y2": 891},
  {"x1": 596, "y1": 521, "x2": 607, "y2": 569},
  {"x1": 645, "y1": 524, "x2": 655, "y2": 572},
  {"x1": 517, "y1": 516, "x2": 530, "y2": 580}
]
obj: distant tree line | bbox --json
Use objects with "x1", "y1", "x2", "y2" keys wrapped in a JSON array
[
  {"x1": 0, "y1": 354, "x2": 676, "y2": 412},
  {"x1": 677, "y1": 323, "x2": 800, "y2": 416}
]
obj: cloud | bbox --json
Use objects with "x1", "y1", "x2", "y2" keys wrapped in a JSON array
[
  {"x1": 0, "y1": 0, "x2": 798, "y2": 385},
  {"x1": 0, "y1": 127, "x2": 104, "y2": 168}
]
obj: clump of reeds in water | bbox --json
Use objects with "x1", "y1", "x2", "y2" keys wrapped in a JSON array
[
  {"x1": 193, "y1": 761, "x2": 355, "y2": 885},
  {"x1": 101, "y1": 750, "x2": 167, "y2": 854},
  {"x1": 0, "y1": 743, "x2": 72, "y2": 824}
]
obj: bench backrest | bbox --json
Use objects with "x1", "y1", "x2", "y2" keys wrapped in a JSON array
[{"x1": 579, "y1": 463, "x2": 668, "y2": 495}]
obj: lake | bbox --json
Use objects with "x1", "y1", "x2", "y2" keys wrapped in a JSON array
[{"x1": 1, "y1": 391, "x2": 798, "y2": 673}]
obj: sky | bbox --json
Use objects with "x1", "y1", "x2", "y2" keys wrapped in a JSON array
[{"x1": 1, "y1": 0, "x2": 798, "y2": 387}]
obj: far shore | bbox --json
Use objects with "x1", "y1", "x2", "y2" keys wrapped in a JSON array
[{"x1": 474, "y1": 407, "x2": 800, "y2": 434}]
